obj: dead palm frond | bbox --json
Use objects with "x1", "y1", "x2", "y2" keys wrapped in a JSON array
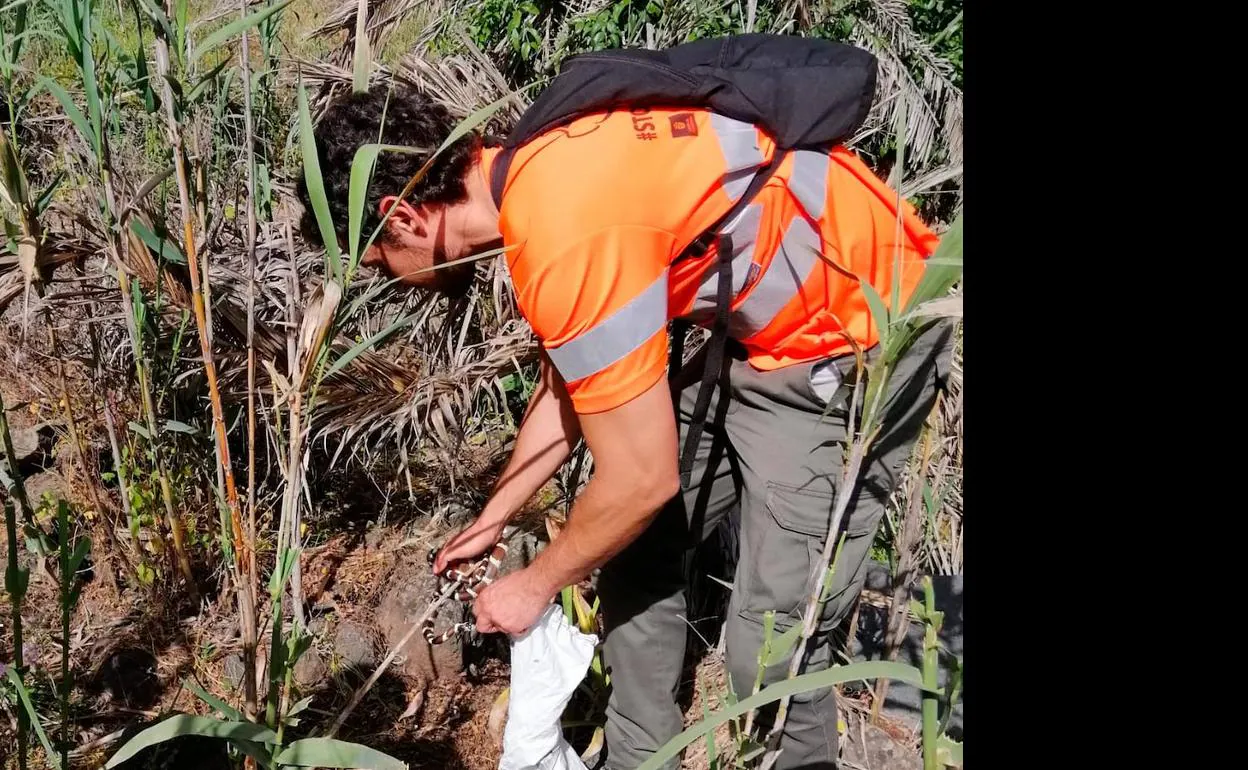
[{"x1": 840, "y1": 0, "x2": 963, "y2": 170}]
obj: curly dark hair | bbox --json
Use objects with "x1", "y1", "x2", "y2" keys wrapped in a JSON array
[{"x1": 295, "y1": 85, "x2": 482, "y2": 248}]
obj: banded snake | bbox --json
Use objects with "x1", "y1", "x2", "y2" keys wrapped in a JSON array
[{"x1": 422, "y1": 531, "x2": 512, "y2": 645}]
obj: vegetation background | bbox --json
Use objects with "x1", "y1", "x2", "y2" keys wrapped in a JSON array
[{"x1": 0, "y1": 0, "x2": 963, "y2": 767}]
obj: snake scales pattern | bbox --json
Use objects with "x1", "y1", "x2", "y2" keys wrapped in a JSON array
[{"x1": 422, "y1": 540, "x2": 509, "y2": 644}]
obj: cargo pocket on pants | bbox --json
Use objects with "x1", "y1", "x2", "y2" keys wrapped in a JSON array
[{"x1": 738, "y1": 481, "x2": 879, "y2": 632}]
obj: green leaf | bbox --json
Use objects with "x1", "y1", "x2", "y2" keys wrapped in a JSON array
[
  {"x1": 174, "y1": 0, "x2": 188, "y2": 56},
  {"x1": 286, "y1": 694, "x2": 315, "y2": 717},
  {"x1": 127, "y1": 421, "x2": 151, "y2": 440},
  {"x1": 901, "y1": 213, "x2": 962, "y2": 317},
  {"x1": 105, "y1": 716, "x2": 277, "y2": 768},
  {"x1": 192, "y1": 0, "x2": 295, "y2": 63},
  {"x1": 351, "y1": 0, "x2": 370, "y2": 93},
  {"x1": 737, "y1": 738, "x2": 766, "y2": 763},
  {"x1": 69, "y1": 537, "x2": 91, "y2": 575},
  {"x1": 232, "y1": 739, "x2": 275, "y2": 769},
  {"x1": 347, "y1": 143, "x2": 386, "y2": 268},
  {"x1": 936, "y1": 735, "x2": 963, "y2": 767},
  {"x1": 4, "y1": 562, "x2": 28, "y2": 602},
  {"x1": 324, "y1": 311, "x2": 417, "y2": 379},
  {"x1": 38, "y1": 78, "x2": 95, "y2": 155},
  {"x1": 909, "y1": 599, "x2": 926, "y2": 621},
  {"x1": 274, "y1": 738, "x2": 407, "y2": 769},
  {"x1": 635, "y1": 661, "x2": 929, "y2": 770},
  {"x1": 35, "y1": 171, "x2": 65, "y2": 214},
  {"x1": 81, "y1": 0, "x2": 103, "y2": 155},
  {"x1": 5, "y1": 0, "x2": 32, "y2": 60},
  {"x1": 268, "y1": 546, "x2": 300, "y2": 597},
  {"x1": 6, "y1": 668, "x2": 60, "y2": 767},
  {"x1": 761, "y1": 622, "x2": 804, "y2": 667},
  {"x1": 185, "y1": 678, "x2": 242, "y2": 721},
  {"x1": 860, "y1": 279, "x2": 891, "y2": 344},
  {"x1": 186, "y1": 59, "x2": 230, "y2": 105},
  {"x1": 297, "y1": 76, "x2": 343, "y2": 280},
  {"x1": 162, "y1": 419, "x2": 196, "y2": 434},
  {"x1": 130, "y1": 219, "x2": 186, "y2": 264},
  {"x1": 131, "y1": 0, "x2": 176, "y2": 50}
]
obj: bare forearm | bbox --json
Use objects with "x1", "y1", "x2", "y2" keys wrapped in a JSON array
[
  {"x1": 478, "y1": 361, "x2": 580, "y2": 527},
  {"x1": 526, "y1": 473, "x2": 671, "y2": 597}
]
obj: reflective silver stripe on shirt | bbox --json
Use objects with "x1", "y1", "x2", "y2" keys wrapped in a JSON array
[
  {"x1": 545, "y1": 269, "x2": 670, "y2": 383},
  {"x1": 788, "y1": 150, "x2": 830, "y2": 220},
  {"x1": 729, "y1": 217, "x2": 823, "y2": 340},
  {"x1": 710, "y1": 112, "x2": 765, "y2": 201},
  {"x1": 690, "y1": 203, "x2": 765, "y2": 315}
]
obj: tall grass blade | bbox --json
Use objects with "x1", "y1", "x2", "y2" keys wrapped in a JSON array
[
  {"x1": 38, "y1": 78, "x2": 96, "y2": 155},
  {"x1": 3, "y1": 496, "x2": 29, "y2": 770},
  {"x1": 901, "y1": 213, "x2": 962, "y2": 316},
  {"x1": 80, "y1": 0, "x2": 102, "y2": 153},
  {"x1": 6, "y1": 668, "x2": 60, "y2": 768},
  {"x1": 346, "y1": 143, "x2": 390, "y2": 267},
  {"x1": 296, "y1": 76, "x2": 342, "y2": 280},
  {"x1": 191, "y1": 0, "x2": 293, "y2": 63},
  {"x1": 185, "y1": 678, "x2": 244, "y2": 720},
  {"x1": 636, "y1": 661, "x2": 929, "y2": 770},
  {"x1": 105, "y1": 717, "x2": 277, "y2": 767},
  {"x1": 274, "y1": 737, "x2": 407, "y2": 769},
  {"x1": 130, "y1": 219, "x2": 186, "y2": 264},
  {"x1": 132, "y1": 0, "x2": 175, "y2": 51},
  {"x1": 323, "y1": 312, "x2": 416, "y2": 379},
  {"x1": 350, "y1": 0, "x2": 369, "y2": 93},
  {"x1": 761, "y1": 622, "x2": 803, "y2": 667},
  {"x1": 7, "y1": 0, "x2": 31, "y2": 62},
  {"x1": 860, "y1": 279, "x2": 890, "y2": 343}
]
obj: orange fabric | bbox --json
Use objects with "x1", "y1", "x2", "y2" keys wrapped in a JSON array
[{"x1": 487, "y1": 108, "x2": 939, "y2": 414}]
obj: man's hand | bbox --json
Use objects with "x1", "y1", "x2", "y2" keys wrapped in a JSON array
[
  {"x1": 472, "y1": 567, "x2": 555, "y2": 635},
  {"x1": 432, "y1": 518, "x2": 505, "y2": 576}
]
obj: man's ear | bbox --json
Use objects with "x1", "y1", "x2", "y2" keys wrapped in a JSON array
[{"x1": 378, "y1": 195, "x2": 425, "y2": 237}]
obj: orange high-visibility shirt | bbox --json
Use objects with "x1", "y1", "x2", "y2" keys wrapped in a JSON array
[{"x1": 483, "y1": 107, "x2": 938, "y2": 414}]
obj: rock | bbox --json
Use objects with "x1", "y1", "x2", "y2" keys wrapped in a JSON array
[
  {"x1": 842, "y1": 719, "x2": 921, "y2": 770},
  {"x1": 222, "y1": 653, "x2": 245, "y2": 691},
  {"x1": 333, "y1": 620, "x2": 377, "y2": 670},
  {"x1": 20, "y1": 468, "x2": 68, "y2": 508},
  {"x1": 438, "y1": 501, "x2": 474, "y2": 530},
  {"x1": 500, "y1": 527, "x2": 543, "y2": 575},
  {"x1": 293, "y1": 650, "x2": 328, "y2": 688},
  {"x1": 376, "y1": 554, "x2": 464, "y2": 684},
  {"x1": 7, "y1": 423, "x2": 41, "y2": 465}
]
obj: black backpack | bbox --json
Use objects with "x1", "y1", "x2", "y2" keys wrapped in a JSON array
[{"x1": 488, "y1": 33, "x2": 878, "y2": 486}]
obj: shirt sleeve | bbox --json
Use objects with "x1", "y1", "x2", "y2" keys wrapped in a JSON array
[{"x1": 510, "y1": 225, "x2": 676, "y2": 414}]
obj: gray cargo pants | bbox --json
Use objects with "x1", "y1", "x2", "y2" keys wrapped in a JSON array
[{"x1": 597, "y1": 320, "x2": 953, "y2": 769}]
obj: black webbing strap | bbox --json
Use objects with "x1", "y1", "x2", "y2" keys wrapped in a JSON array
[
  {"x1": 490, "y1": 145, "x2": 519, "y2": 209},
  {"x1": 674, "y1": 151, "x2": 788, "y2": 489},
  {"x1": 679, "y1": 231, "x2": 733, "y2": 489}
]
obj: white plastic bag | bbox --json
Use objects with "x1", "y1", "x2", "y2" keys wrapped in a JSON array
[{"x1": 498, "y1": 603, "x2": 599, "y2": 770}]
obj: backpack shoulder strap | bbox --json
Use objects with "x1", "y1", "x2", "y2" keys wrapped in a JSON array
[
  {"x1": 675, "y1": 149, "x2": 786, "y2": 264},
  {"x1": 490, "y1": 145, "x2": 518, "y2": 210}
]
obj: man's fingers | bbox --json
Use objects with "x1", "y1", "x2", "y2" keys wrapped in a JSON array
[
  {"x1": 432, "y1": 527, "x2": 494, "y2": 574},
  {"x1": 433, "y1": 540, "x2": 477, "y2": 574}
]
